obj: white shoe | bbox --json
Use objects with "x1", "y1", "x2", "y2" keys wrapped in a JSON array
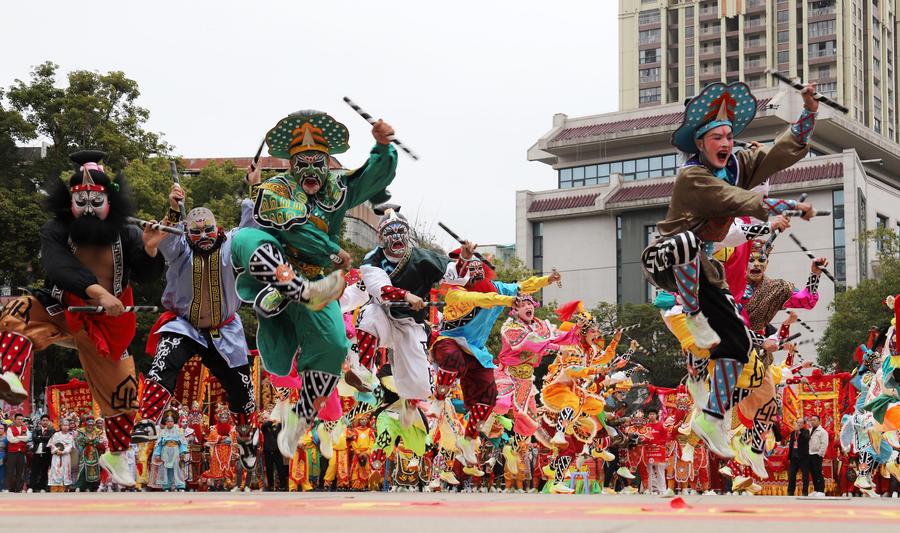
[
  {"x1": 301, "y1": 270, "x2": 347, "y2": 311},
  {"x1": 663, "y1": 488, "x2": 675, "y2": 497},
  {"x1": 732, "y1": 475, "x2": 753, "y2": 492},
  {"x1": 692, "y1": 412, "x2": 734, "y2": 459},
  {"x1": 439, "y1": 471, "x2": 460, "y2": 485},
  {"x1": 549, "y1": 482, "x2": 575, "y2": 494},
  {"x1": 277, "y1": 410, "x2": 308, "y2": 459},
  {"x1": 407, "y1": 455, "x2": 420, "y2": 469},
  {"x1": 99, "y1": 451, "x2": 136, "y2": 487},
  {"x1": 27, "y1": 488, "x2": 33, "y2": 493},
  {"x1": 854, "y1": 476, "x2": 873, "y2": 490},
  {"x1": 343, "y1": 363, "x2": 375, "y2": 393},
  {"x1": 616, "y1": 466, "x2": 636, "y2": 480},
  {"x1": 718, "y1": 465, "x2": 734, "y2": 478},
  {"x1": 456, "y1": 436, "x2": 478, "y2": 466},
  {"x1": 703, "y1": 490, "x2": 717, "y2": 495},
  {"x1": 686, "y1": 312, "x2": 720, "y2": 349},
  {"x1": 0, "y1": 371, "x2": 28, "y2": 404},
  {"x1": 746, "y1": 449, "x2": 768, "y2": 480}
]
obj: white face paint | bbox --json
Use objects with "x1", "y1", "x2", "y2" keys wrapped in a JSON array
[{"x1": 70, "y1": 187, "x2": 110, "y2": 220}]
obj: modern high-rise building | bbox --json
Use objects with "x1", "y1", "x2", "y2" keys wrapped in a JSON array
[{"x1": 619, "y1": 0, "x2": 898, "y2": 142}]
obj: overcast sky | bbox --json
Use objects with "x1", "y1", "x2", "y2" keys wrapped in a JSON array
[{"x1": 1, "y1": 1, "x2": 619, "y2": 249}]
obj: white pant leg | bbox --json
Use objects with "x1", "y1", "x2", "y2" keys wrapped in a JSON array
[
  {"x1": 357, "y1": 302, "x2": 431, "y2": 400},
  {"x1": 390, "y1": 319, "x2": 432, "y2": 400}
]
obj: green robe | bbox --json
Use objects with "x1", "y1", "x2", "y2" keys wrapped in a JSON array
[{"x1": 232, "y1": 143, "x2": 398, "y2": 376}]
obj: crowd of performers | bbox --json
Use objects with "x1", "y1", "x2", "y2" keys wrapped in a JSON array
[{"x1": 1, "y1": 82, "x2": 899, "y2": 496}]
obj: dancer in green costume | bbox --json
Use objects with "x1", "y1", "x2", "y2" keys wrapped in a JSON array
[{"x1": 232, "y1": 109, "x2": 398, "y2": 457}]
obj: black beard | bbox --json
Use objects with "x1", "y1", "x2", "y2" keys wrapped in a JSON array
[
  {"x1": 68, "y1": 215, "x2": 123, "y2": 245},
  {"x1": 187, "y1": 232, "x2": 225, "y2": 255}
]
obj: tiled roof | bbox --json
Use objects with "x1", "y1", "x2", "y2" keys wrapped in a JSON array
[
  {"x1": 528, "y1": 192, "x2": 600, "y2": 213},
  {"x1": 606, "y1": 161, "x2": 844, "y2": 205},
  {"x1": 606, "y1": 181, "x2": 675, "y2": 204},
  {"x1": 181, "y1": 156, "x2": 289, "y2": 172},
  {"x1": 552, "y1": 98, "x2": 772, "y2": 142},
  {"x1": 769, "y1": 161, "x2": 843, "y2": 185},
  {"x1": 180, "y1": 156, "x2": 344, "y2": 173}
]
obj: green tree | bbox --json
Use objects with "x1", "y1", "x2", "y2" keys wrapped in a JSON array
[
  {"x1": 596, "y1": 302, "x2": 684, "y2": 388},
  {"x1": 818, "y1": 229, "x2": 900, "y2": 371},
  {"x1": 6, "y1": 61, "x2": 169, "y2": 180}
]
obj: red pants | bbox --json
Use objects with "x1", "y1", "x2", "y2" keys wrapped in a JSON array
[{"x1": 431, "y1": 338, "x2": 497, "y2": 410}]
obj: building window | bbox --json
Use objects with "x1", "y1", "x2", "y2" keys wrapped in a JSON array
[
  {"x1": 686, "y1": 65, "x2": 695, "y2": 78},
  {"x1": 645, "y1": 225, "x2": 658, "y2": 302},
  {"x1": 557, "y1": 154, "x2": 679, "y2": 189},
  {"x1": 818, "y1": 82, "x2": 837, "y2": 98},
  {"x1": 685, "y1": 6, "x2": 694, "y2": 18},
  {"x1": 639, "y1": 87, "x2": 661, "y2": 104},
  {"x1": 640, "y1": 67, "x2": 661, "y2": 83},
  {"x1": 640, "y1": 48, "x2": 661, "y2": 64},
  {"x1": 809, "y1": 0, "x2": 836, "y2": 16},
  {"x1": 532, "y1": 222, "x2": 543, "y2": 275},
  {"x1": 778, "y1": 50, "x2": 789, "y2": 64},
  {"x1": 832, "y1": 189, "x2": 846, "y2": 286},
  {"x1": 639, "y1": 10, "x2": 661, "y2": 25},
  {"x1": 858, "y1": 188, "x2": 867, "y2": 280},
  {"x1": 639, "y1": 28, "x2": 661, "y2": 44},
  {"x1": 777, "y1": 9, "x2": 789, "y2": 23},
  {"x1": 777, "y1": 30, "x2": 789, "y2": 43},
  {"x1": 808, "y1": 19, "x2": 836, "y2": 38},
  {"x1": 686, "y1": 45, "x2": 694, "y2": 57},
  {"x1": 876, "y1": 214, "x2": 889, "y2": 252},
  {"x1": 616, "y1": 216, "x2": 623, "y2": 304},
  {"x1": 808, "y1": 40, "x2": 837, "y2": 58}
]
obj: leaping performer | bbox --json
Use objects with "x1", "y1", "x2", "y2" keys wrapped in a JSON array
[
  {"x1": 231, "y1": 109, "x2": 398, "y2": 458},
  {"x1": 349, "y1": 204, "x2": 457, "y2": 428},
  {"x1": 0, "y1": 151, "x2": 166, "y2": 487},
  {"x1": 643, "y1": 81, "x2": 820, "y2": 457},
  {"x1": 430, "y1": 241, "x2": 560, "y2": 474},
  {"x1": 138, "y1": 179, "x2": 260, "y2": 469}
]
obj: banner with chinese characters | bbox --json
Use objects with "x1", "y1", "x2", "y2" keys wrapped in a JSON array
[
  {"x1": 46, "y1": 379, "x2": 100, "y2": 426},
  {"x1": 171, "y1": 355, "x2": 206, "y2": 409}
]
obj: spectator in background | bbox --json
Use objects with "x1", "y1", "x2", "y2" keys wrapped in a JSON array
[
  {"x1": 0, "y1": 423, "x2": 7, "y2": 490},
  {"x1": 261, "y1": 411, "x2": 288, "y2": 491},
  {"x1": 786, "y1": 417, "x2": 810, "y2": 496},
  {"x1": 807, "y1": 415, "x2": 829, "y2": 497},
  {"x1": 6, "y1": 413, "x2": 29, "y2": 492},
  {"x1": 29, "y1": 415, "x2": 55, "y2": 493}
]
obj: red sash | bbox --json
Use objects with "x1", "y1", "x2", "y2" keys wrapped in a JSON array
[
  {"x1": 145, "y1": 311, "x2": 237, "y2": 355},
  {"x1": 64, "y1": 286, "x2": 136, "y2": 360}
]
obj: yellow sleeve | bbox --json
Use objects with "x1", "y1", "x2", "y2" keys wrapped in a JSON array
[
  {"x1": 593, "y1": 337, "x2": 620, "y2": 366},
  {"x1": 771, "y1": 365, "x2": 785, "y2": 385},
  {"x1": 518, "y1": 275, "x2": 552, "y2": 294},
  {"x1": 445, "y1": 288, "x2": 516, "y2": 309}
]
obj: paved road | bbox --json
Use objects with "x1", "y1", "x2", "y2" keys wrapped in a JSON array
[{"x1": 2, "y1": 492, "x2": 899, "y2": 532}]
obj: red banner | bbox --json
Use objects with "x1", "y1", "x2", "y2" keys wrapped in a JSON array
[
  {"x1": 172, "y1": 355, "x2": 206, "y2": 409},
  {"x1": 46, "y1": 379, "x2": 100, "y2": 426}
]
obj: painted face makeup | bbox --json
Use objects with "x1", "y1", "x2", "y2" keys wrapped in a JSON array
[
  {"x1": 747, "y1": 250, "x2": 769, "y2": 284},
  {"x1": 291, "y1": 151, "x2": 329, "y2": 195},
  {"x1": 698, "y1": 124, "x2": 734, "y2": 170},
  {"x1": 186, "y1": 207, "x2": 219, "y2": 252},
  {"x1": 70, "y1": 186, "x2": 110, "y2": 220},
  {"x1": 379, "y1": 220, "x2": 410, "y2": 262}
]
